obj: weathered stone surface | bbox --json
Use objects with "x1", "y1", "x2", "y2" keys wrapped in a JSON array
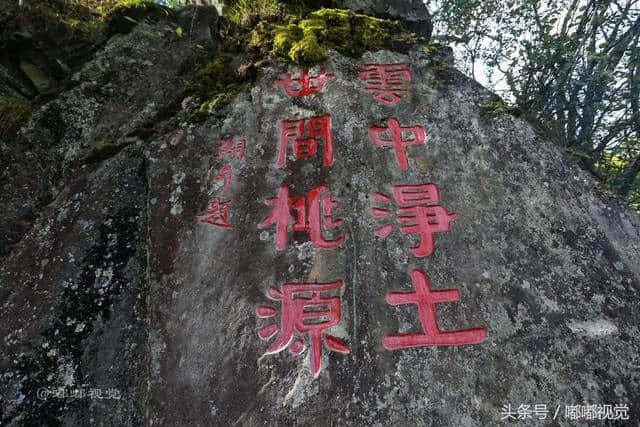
[
  {"x1": 0, "y1": 10, "x2": 216, "y2": 259},
  {"x1": 0, "y1": 146, "x2": 148, "y2": 425},
  {"x1": 0, "y1": 10, "x2": 216, "y2": 425},
  {"x1": 144, "y1": 50, "x2": 640, "y2": 425},
  {"x1": 1, "y1": 7, "x2": 639, "y2": 427}
]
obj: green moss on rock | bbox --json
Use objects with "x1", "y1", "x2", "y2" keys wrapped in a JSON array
[
  {"x1": 110, "y1": 0, "x2": 162, "y2": 13},
  {"x1": 230, "y1": 6, "x2": 427, "y2": 67},
  {"x1": 106, "y1": 0, "x2": 169, "y2": 36},
  {"x1": 0, "y1": 95, "x2": 32, "y2": 141},
  {"x1": 210, "y1": 83, "x2": 249, "y2": 109},
  {"x1": 266, "y1": 8, "x2": 401, "y2": 65},
  {"x1": 0, "y1": 1, "x2": 105, "y2": 44},
  {"x1": 479, "y1": 98, "x2": 521, "y2": 117},
  {"x1": 480, "y1": 100, "x2": 512, "y2": 116},
  {"x1": 190, "y1": 100, "x2": 212, "y2": 122},
  {"x1": 246, "y1": 21, "x2": 279, "y2": 57},
  {"x1": 194, "y1": 56, "x2": 235, "y2": 92},
  {"x1": 189, "y1": 83, "x2": 249, "y2": 122},
  {"x1": 225, "y1": 0, "x2": 283, "y2": 26},
  {"x1": 187, "y1": 56, "x2": 250, "y2": 122},
  {"x1": 1, "y1": 1, "x2": 107, "y2": 69}
]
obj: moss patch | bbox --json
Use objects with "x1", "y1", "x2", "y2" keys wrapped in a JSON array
[
  {"x1": 479, "y1": 99, "x2": 518, "y2": 117},
  {"x1": 225, "y1": 0, "x2": 284, "y2": 27},
  {"x1": 0, "y1": 1, "x2": 107, "y2": 52},
  {"x1": 223, "y1": 0, "x2": 327, "y2": 28},
  {"x1": 187, "y1": 7, "x2": 424, "y2": 121},
  {"x1": 250, "y1": 8, "x2": 417, "y2": 66},
  {"x1": 0, "y1": 0, "x2": 109, "y2": 118},
  {"x1": 112, "y1": 0, "x2": 160, "y2": 11},
  {"x1": 194, "y1": 56, "x2": 236, "y2": 92},
  {"x1": 0, "y1": 94, "x2": 32, "y2": 141},
  {"x1": 187, "y1": 55, "x2": 250, "y2": 122},
  {"x1": 106, "y1": 0, "x2": 170, "y2": 36}
]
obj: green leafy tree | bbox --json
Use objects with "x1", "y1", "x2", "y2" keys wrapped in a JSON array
[{"x1": 428, "y1": 0, "x2": 640, "y2": 209}]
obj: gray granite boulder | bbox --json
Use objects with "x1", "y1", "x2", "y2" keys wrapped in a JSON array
[{"x1": 1, "y1": 4, "x2": 638, "y2": 426}]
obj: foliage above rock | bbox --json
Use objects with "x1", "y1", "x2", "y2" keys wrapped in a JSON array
[
  {"x1": 105, "y1": 0, "x2": 171, "y2": 36},
  {"x1": 245, "y1": 8, "x2": 424, "y2": 66},
  {"x1": 224, "y1": 0, "x2": 285, "y2": 27},
  {"x1": 183, "y1": 5, "x2": 425, "y2": 122},
  {"x1": 0, "y1": 0, "x2": 105, "y2": 49},
  {"x1": 0, "y1": 0, "x2": 107, "y2": 98}
]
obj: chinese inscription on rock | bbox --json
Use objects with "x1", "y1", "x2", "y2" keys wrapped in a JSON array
[
  {"x1": 197, "y1": 137, "x2": 246, "y2": 229},
  {"x1": 200, "y1": 65, "x2": 487, "y2": 378}
]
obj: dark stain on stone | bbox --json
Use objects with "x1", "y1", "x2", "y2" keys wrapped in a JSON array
[{"x1": 5, "y1": 208, "x2": 140, "y2": 425}]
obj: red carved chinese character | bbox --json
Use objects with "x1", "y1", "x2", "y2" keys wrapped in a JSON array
[
  {"x1": 217, "y1": 138, "x2": 245, "y2": 160},
  {"x1": 359, "y1": 63, "x2": 412, "y2": 106},
  {"x1": 256, "y1": 280, "x2": 349, "y2": 378},
  {"x1": 278, "y1": 115, "x2": 333, "y2": 168},
  {"x1": 370, "y1": 183, "x2": 457, "y2": 257},
  {"x1": 275, "y1": 68, "x2": 335, "y2": 97},
  {"x1": 197, "y1": 197, "x2": 234, "y2": 229},
  {"x1": 383, "y1": 269, "x2": 487, "y2": 350},
  {"x1": 215, "y1": 164, "x2": 232, "y2": 194},
  {"x1": 259, "y1": 185, "x2": 345, "y2": 251},
  {"x1": 369, "y1": 118, "x2": 425, "y2": 170}
]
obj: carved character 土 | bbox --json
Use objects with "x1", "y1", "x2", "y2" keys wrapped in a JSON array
[
  {"x1": 275, "y1": 68, "x2": 335, "y2": 97},
  {"x1": 369, "y1": 118, "x2": 425, "y2": 170},
  {"x1": 278, "y1": 115, "x2": 333, "y2": 168},
  {"x1": 370, "y1": 183, "x2": 457, "y2": 257},
  {"x1": 383, "y1": 269, "x2": 487, "y2": 350},
  {"x1": 256, "y1": 280, "x2": 349, "y2": 378},
  {"x1": 359, "y1": 63, "x2": 412, "y2": 106},
  {"x1": 259, "y1": 185, "x2": 345, "y2": 251}
]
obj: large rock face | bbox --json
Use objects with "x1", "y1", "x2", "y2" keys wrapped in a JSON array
[{"x1": 1, "y1": 5, "x2": 639, "y2": 426}]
